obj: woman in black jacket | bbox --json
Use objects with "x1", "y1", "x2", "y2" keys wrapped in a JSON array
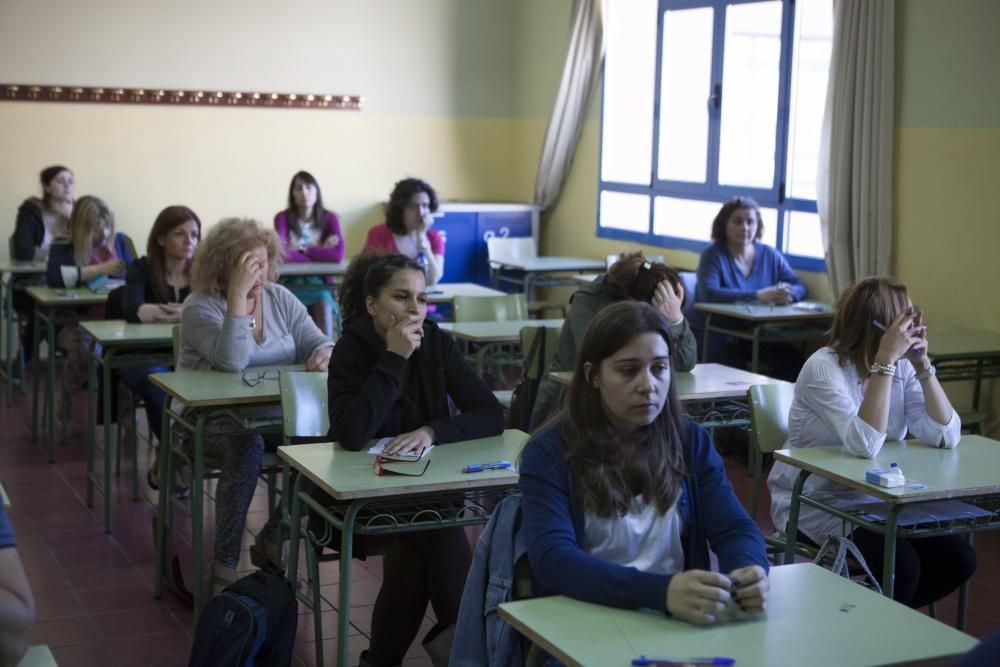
[{"x1": 327, "y1": 251, "x2": 504, "y2": 667}]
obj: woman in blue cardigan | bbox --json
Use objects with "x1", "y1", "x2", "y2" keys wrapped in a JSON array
[{"x1": 519, "y1": 301, "x2": 768, "y2": 623}]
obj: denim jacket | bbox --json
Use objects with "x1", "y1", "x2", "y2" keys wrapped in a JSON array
[{"x1": 451, "y1": 495, "x2": 528, "y2": 667}]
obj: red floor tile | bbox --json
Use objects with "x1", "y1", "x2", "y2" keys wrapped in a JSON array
[
  {"x1": 29, "y1": 615, "x2": 99, "y2": 648},
  {"x1": 50, "y1": 641, "x2": 116, "y2": 667},
  {"x1": 32, "y1": 589, "x2": 86, "y2": 622}
]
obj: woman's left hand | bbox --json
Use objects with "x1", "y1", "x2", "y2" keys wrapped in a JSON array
[
  {"x1": 383, "y1": 426, "x2": 434, "y2": 457},
  {"x1": 652, "y1": 279, "x2": 684, "y2": 325},
  {"x1": 728, "y1": 565, "x2": 768, "y2": 613},
  {"x1": 904, "y1": 309, "x2": 930, "y2": 369},
  {"x1": 305, "y1": 346, "x2": 332, "y2": 372}
]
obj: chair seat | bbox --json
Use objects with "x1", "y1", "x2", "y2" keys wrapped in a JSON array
[{"x1": 493, "y1": 390, "x2": 513, "y2": 408}]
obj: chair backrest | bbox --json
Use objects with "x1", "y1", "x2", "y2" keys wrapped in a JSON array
[
  {"x1": 279, "y1": 371, "x2": 330, "y2": 442},
  {"x1": 519, "y1": 325, "x2": 560, "y2": 381},
  {"x1": 679, "y1": 270, "x2": 697, "y2": 318},
  {"x1": 105, "y1": 285, "x2": 126, "y2": 320},
  {"x1": 487, "y1": 237, "x2": 537, "y2": 266},
  {"x1": 748, "y1": 382, "x2": 795, "y2": 455},
  {"x1": 452, "y1": 293, "x2": 528, "y2": 323}
]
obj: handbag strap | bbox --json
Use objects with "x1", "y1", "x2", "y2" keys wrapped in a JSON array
[
  {"x1": 523, "y1": 327, "x2": 546, "y2": 377},
  {"x1": 813, "y1": 535, "x2": 882, "y2": 594}
]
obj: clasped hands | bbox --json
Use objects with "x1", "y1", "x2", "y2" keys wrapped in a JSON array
[{"x1": 666, "y1": 565, "x2": 768, "y2": 624}]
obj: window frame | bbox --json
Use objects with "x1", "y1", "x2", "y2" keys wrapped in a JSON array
[{"x1": 596, "y1": 0, "x2": 826, "y2": 273}]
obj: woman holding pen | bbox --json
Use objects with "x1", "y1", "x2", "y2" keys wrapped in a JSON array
[
  {"x1": 326, "y1": 250, "x2": 503, "y2": 666},
  {"x1": 520, "y1": 301, "x2": 769, "y2": 623},
  {"x1": 768, "y1": 276, "x2": 975, "y2": 607}
]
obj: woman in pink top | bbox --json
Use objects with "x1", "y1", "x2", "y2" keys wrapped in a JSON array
[
  {"x1": 273, "y1": 170, "x2": 344, "y2": 337},
  {"x1": 364, "y1": 177, "x2": 445, "y2": 285}
]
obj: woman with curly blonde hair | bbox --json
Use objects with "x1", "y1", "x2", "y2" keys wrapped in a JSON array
[{"x1": 179, "y1": 218, "x2": 334, "y2": 592}]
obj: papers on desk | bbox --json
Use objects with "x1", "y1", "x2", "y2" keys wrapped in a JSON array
[
  {"x1": 368, "y1": 438, "x2": 433, "y2": 461},
  {"x1": 851, "y1": 500, "x2": 993, "y2": 528}
]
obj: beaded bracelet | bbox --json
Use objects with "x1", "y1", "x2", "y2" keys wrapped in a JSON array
[{"x1": 868, "y1": 362, "x2": 896, "y2": 377}]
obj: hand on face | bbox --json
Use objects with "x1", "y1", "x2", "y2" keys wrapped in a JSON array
[
  {"x1": 652, "y1": 279, "x2": 684, "y2": 324},
  {"x1": 902, "y1": 308, "x2": 930, "y2": 367},
  {"x1": 665, "y1": 570, "x2": 733, "y2": 624},
  {"x1": 384, "y1": 313, "x2": 424, "y2": 359},
  {"x1": 876, "y1": 308, "x2": 925, "y2": 365},
  {"x1": 230, "y1": 251, "x2": 265, "y2": 299}
]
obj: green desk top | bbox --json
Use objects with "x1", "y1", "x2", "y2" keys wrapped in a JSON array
[
  {"x1": 279, "y1": 261, "x2": 349, "y2": 277},
  {"x1": 695, "y1": 301, "x2": 834, "y2": 322},
  {"x1": 928, "y1": 328, "x2": 1000, "y2": 360},
  {"x1": 499, "y1": 563, "x2": 977, "y2": 667},
  {"x1": 438, "y1": 319, "x2": 565, "y2": 343},
  {"x1": 149, "y1": 366, "x2": 303, "y2": 407},
  {"x1": 80, "y1": 320, "x2": 175, "y2": 345},
  {"x1": 773, "y1": 435, "x2": 1000, "y2": 503},
  {"x1": 0, "y1": 260, "x2": 46, "y2": 274},
  {"x1": 278, "y1": 429, "x2": 529, "y2": 500},
  {"x1": 25, "y1": 286, "x2": 108, "y2": 307},
  {"x1": 16, "y1": 645, "x2": 57, "y2": 667},
  {"x1": 425, "y1": 282, "x2": 507, "y2": 303},
  {"x1": 550, "y1": 363, "x2": 788, "y2": 402},
  {"x1": 495, "y1": 256, "x2": 605, "y2": 272}
]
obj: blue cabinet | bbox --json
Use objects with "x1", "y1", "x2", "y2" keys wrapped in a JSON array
[{"x1": 433, "y1": 203, "x2": 539, "y2": 285}]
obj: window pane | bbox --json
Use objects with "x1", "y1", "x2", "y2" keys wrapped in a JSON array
[
  {"x1": 786, "y1": 210, "x2": 824, "y2": 258},
  {"x1": 601, "y1": 0, "x2": 657, "y2": 185},
  {"x1": 653, "y1": 197, "x2": 719, "y2": 242},
  {"x1": 786, "y1": 0, "x2": 833, "y2": 200},
  {"x1": 599, "y1": 191, "x2": 651, "y2": 233},
  {"x1": 758, "y1": 206, "x2": 778, "y2": 248},
  {"x1": 657, "y1": 7, "x2": 713, "y2": 183},
  {"x1": 718, "y1": 1, "x2": 783, "y2": 189}
]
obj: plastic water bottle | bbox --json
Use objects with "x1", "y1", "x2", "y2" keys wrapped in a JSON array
[
  {"x1": 416, "y1": 250, "x2": 429, "y2": 277},
  {"x1": 886, "y1": 463, "x2": 905, "y2": 487}
]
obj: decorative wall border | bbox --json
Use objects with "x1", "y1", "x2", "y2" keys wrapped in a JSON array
[{"x1": 1, "y1": 83, "x2": 363, "y2": 110}]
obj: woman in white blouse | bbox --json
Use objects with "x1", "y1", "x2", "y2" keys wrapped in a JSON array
[{"x1": 768, "y1": 276, "x2": 975, "y2": 608}]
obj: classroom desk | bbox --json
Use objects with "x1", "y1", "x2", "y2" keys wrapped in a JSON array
[
  {"x1": 150, "y1": 367, "x2": 298, "y2": 615},
  {"x1": 81, "y1": 320, "x2": 175, "y2": 532},
  {"x1": 498, "y1": 563, "x2": 977, "y2": 667},
  {"x1": 491, "y1": 256, "x2": 604, "y2": 300},
  {"x1": 440, "y1": 318, "x2": 564, "y2": 375},
  {"x1": 26, "y1": 286, "x2": 108, "y2": 463},
  {"x1": 695, "y1": 302, "x2": 833, "y2": 373},
  {"x1": 278, "y1": 261, "x2": 349, "y2": 278},
  {"x1": 777, "y1": 436, "x2": 1000, "y2": 630},
  {"x1": 281, "y1": 430, "x2": 529, "y2": 667},
  {"x1": 1, "y1": 260, "x2": 46, "y2": 405},
  {"x1": 928, "y1": 328, "x2": 1000, "y2": 430},
  {"x1": 425, "y1": 281, "x2": 507, "y2": 303}
]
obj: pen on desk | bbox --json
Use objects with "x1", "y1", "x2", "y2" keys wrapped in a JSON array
[
  {"x1": 462, "y1": 460, "x2": 512, "y2": 473},
  {"x1": 632, "y1": 657, "x2": 735, "y2": 666},
  {"x1": 745, "y1": 304, "x2": 752, "y2": 314}
]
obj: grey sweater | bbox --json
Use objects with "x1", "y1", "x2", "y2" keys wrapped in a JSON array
[{"x1": 179, "y1": 282, "x2": 333, "y2": 372}]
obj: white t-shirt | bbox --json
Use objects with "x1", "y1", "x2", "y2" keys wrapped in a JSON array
[
  {"x1": 768, "y1": 347, "x2": 961, "y2": 543},
  {"x1": 584, "y1": 495, "x2": 685, "y2": 575}
]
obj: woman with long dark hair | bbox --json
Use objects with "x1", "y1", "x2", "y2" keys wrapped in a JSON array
[
  {"x1": 273, "y1": 170, "x2": 344, "y2": 337},
  {"x1": 520, "y1": 301, "x2": 768, "y2": 623}
]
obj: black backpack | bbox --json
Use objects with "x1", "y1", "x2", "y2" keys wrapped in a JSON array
[{"x1": 188, "y1": 564, "x2": 298, "y2": 667}]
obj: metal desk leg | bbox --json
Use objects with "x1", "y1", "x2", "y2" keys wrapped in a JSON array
[
  {"x1": 31, "y1": 307, "x2": 42, "y2": 443},
  {"x1": 338, "y1": 501, "x2": 365, "y2": 667},
  {"x1": 881, "y1": 507, "x2": 900, "y2": 600},
  {"x1": 101, "y1": 349, "x2": 115, "y2": 532},
  {"x1": 957, "y1": 533, "x2": 972, "y2": 631},
  {"x1": 285, "y1": 473, "x2": 304, "y2": 590},
  {"x1": 192, "y1": 414, "x2": 206, "y2": 618},
  {"x1": 783, "y1": 469, "x2": 810, "y2": 564},
  {"x1": 45, "y1": 311, "x2": 57, "y2": 463},
  {"x1": 701, "y1": 314, "x2": 712, "y2": 363},
  {"x1": 154, "y1": 404, "x2": 176, "y2": 600},
  {"x1": 86, "y1": 341, "x2": 98, "y2": 509},
  {"x1": 4, "y1": 278, "x2": 13, "y2": 406}
]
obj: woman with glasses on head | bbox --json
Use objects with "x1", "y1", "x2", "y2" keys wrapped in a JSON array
[
  {"x1": 273, "y1": 170, "x2": 344, "y2": 337},
  {"x1": 363, "y1": 177, "x2": 445, "y2": 285},
  {"x1": 520, "y1": 301, "x2": 768, "y2": 623},
  {"x1": 179, "y1": 218, "x2": 334, "y2": 593},
  {"x1": 768, "y1": 276, "x2": 974, "y2": 608},
  {"x1": 326, "y1": 250, "x2": 503, "y2": 667}
]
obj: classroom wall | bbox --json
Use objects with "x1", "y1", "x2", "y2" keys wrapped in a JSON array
[{"x1": 0, "y1": 0, "x2": 522, "y2": 253}]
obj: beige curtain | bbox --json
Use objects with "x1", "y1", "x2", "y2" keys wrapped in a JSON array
[
  {"x1": 816, "y1": 0, "x2": 895, "y2": 295},
  {"x1": 533, "y1": 0, "x2": 606, "y2": 210}
]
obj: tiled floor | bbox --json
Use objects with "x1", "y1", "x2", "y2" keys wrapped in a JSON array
[{"x1": 1, "y1": 382, "x2": 998, "y2": 666}]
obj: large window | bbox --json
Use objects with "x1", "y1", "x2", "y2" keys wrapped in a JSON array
[{"x1": 598, "y1": 0, "x2": 832, "y2": 271}]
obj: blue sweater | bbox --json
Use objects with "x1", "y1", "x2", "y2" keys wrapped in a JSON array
[
  {"x1": 519, "y1": 421, "x2": 768, "y2": 612},
  {"x1": 46, "y1": 232, "x2": 134, "y2": 287},
  {"x1": 693, "y1": 242, "x2": 805, "y2": 328}
]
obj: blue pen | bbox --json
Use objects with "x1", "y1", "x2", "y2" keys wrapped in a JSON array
[
  {"x1": 632, "y1": 657, "x2": 735, "y2": 666},
  {"x1": 462, "y1": 460, "x2": 512, "y2": 473},
  {"x1": 872, "y1": 319, "x2": 922, "y2": 353}
]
